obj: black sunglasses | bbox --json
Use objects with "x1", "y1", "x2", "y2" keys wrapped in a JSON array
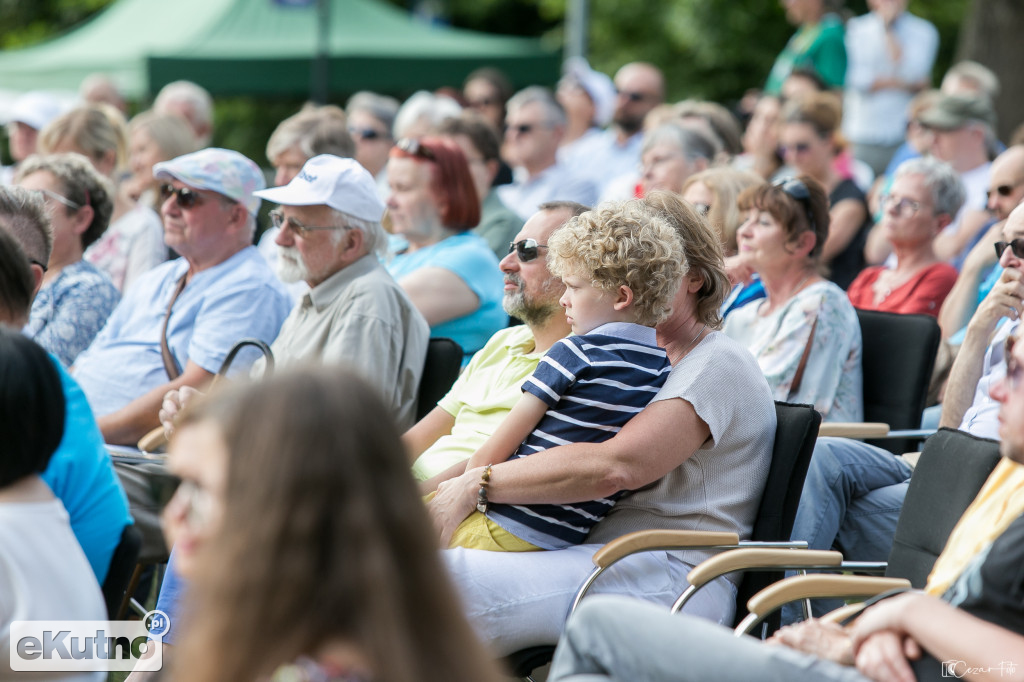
[
  {"x1": 616, "y1": 89, "x2": 649, "y2": 103},
  {"x1": 28, "y1": 258, "x2": 48, "y2": 273},
  {"x1": 159, "y1": 184, "x2": 204, "y2": 210},
  {"x1": 396, "y1": 138, "x2": 436, "y2": 161},
  {"x1": 773, "y1": 177, "x2": 818, "y2": 235},
  {"x1": 508, "y1": 238, "x2": 548, "y2": 262},
  {"x1": 987, "y1": 182, "x2": 1022, "y2": 200},
  {"x1": 995, "y1": 239, "x2": 1024, "y2": 260},
  {"x1": 349, "y1": 127, "x2": 386, "y2": 141},
  {"x1": 780, "y1": 142, "x2": 812, "y2": 156}
]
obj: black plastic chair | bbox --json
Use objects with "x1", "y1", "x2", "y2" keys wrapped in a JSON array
[
  {"x1": 415, "y1": 337, "x2": 463, "y2": 421},
  {"x1": 101, "y1": 524, "x2": 143, "y2": 619},
  {"x1": 506, "y1": 401, "x2": 821, "y2": 679},
  {"x1": 856, "y1": 309, "x2": 940, "y2": 454}
]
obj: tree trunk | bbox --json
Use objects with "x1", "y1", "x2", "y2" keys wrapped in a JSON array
[{"x1": 956, "y1": 0, "x2": 1024, "y2": 141}]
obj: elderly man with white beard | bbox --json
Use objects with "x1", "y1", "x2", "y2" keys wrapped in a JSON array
[{"x1": 254, "y1": 154, "x2": 429, "y2": 429}]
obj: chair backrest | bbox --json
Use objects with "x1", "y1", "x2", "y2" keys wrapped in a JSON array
[
  {"x1": 733, "y1": 401, "x2": 821, "y2": 629},
  {"x1": 886, "y1": 428, "x2": 1001, "y2": 587},
  {"x1": 101, "y1": 524, "x2": 143, "y2": 619},
  {"x1": 416, "y1": 337, "x2": 463, "y2": 421},
  {"x1": 856, "y1": 309, "x2": 940, "y2": 454}
]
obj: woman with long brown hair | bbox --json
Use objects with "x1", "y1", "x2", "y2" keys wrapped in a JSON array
[{"x1": 165, "y1": 368, "x2": 503, "y2": 682}]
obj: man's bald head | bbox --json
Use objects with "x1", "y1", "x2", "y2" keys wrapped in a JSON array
[
  {"x1": 988, "y1": 145, "x2": 1024, "y2": 221},
  {"x1": 613, "y1": 63, "x2": 666, "y2": 135}
]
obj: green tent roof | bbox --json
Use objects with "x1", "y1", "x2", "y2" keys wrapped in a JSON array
[{"x1": 0, "y1": 0, "x2": 560, "y2": 98}]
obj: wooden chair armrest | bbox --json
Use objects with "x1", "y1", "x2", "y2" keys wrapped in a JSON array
[
  {"x1": 735, "y1": 574, "x2": 911, "y2": 635},
  {"x1": 686, "y1": 549, "x2": 843, "y2": 589},
  {"x1": 817, "y1": 422, "x2": 890, "y2": 438},
  {"x1": 137, "y1": 426, "x2": 168, "y2": 454},
  {"x1": 821, "y1": 602, "x2": 868, "y2": 624},
  {"x1": 591, "y1": 530, "x2": 740, "y2": 568}
]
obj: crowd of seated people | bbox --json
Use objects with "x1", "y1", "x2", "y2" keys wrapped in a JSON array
[{"x1": 1, "y1": 2, "x2": 1023, "y2": 678}]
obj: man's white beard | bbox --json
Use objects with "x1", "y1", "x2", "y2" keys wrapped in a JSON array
[{"x1": 276, "y1": 246, "x2": 310, "y2": 284}]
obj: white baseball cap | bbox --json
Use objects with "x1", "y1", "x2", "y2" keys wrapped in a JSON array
[
  {"x1": 560, "y1": 57, "x2": 617, "y2": 128},
  {"x1": 7, "y1": 91, "x2": 64, "y2": 131},
  {"x1": 253, "y1": 155, "x2": 385, "y2": 223}
]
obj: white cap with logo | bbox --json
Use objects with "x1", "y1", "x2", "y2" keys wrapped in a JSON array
[{"x1": 253, "y1": 155, "x2": 385, "y2": 222}]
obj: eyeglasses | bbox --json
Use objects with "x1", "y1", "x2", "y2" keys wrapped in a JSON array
[
  {"x1": 38, "y1": 188, "x2": 82, "y2": 211},
  {"x1": 616, "y1": 90, "x2": 650, "y2": 103},
  {"x1": 396, "y1": 138, "x2": 436, "y2": 161},
  {"x1": 165, "y1": 478, "x2": 215, "y2": 529},
  {"x1": 995, "y1": 238, "x2": 1024, "y2": 260},
  {"x1": 159, "y1": 184, "x2": 205, "y2": 210},
  {"x1": 987, "y1": 182, "x2": 1023, "y2": 201},
  {"x1": 349, "y1": 127, "x2": 387, "y2": 141},
  {"x1": 508, "y1": 238, "x2": 548, "y2": 262},
  {"x1": 882, "y1": 194, "x2": 922, "y2": 218},
  {"x1": 773, "y1": 177, "x2": 817, "y2": 235},
  {"x1": 779, "y1": 142, "x2": 812, "y2": 156},
  {"x1": 270, "y1": 209, "x2": 349, "y2": 239}
]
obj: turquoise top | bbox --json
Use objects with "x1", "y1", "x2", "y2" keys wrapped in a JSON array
[{"x1": 388, "y1": 232, "x2": 506, "y2": 362}]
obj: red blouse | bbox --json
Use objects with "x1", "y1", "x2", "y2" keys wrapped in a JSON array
[{"x1": 846, "y1": 263, "x2": 958, "y2": 317}]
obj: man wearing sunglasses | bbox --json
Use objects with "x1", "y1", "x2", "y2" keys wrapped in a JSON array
[
  {"x1": 407, "y1": 201, "x2": 584, "y2": 483},
  {"x1": 939, "y1": 145, "x2": 1024, "y2": 338},
  {"x1": 497, "y1": 88, "x2": 597, "y2": 221},
  {"x1": 71, "y1": 148, "x2": 293, "y2": 446},
  {"x1": 564, "y1": 62, "x2": 665, "y2": 199}
]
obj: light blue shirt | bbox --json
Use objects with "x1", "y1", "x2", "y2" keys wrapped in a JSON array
[
  {"x1": 843, "y1": 10, "x2": 939, "y2": 145},
  {"x1": 43, "y1": 357, "x2": 132, "y2": 584},
  {"x1": 26, "y1": 260, "x2": 120, "y2": 367},
  {"x1": 497, "y1": 160, "x2": 598, "y2": 220},
  {"x1": 73, "y1": 246, "x2": 293, "y2": 418},
  {"x1": 387, "y1": 232, "x2": 505, "y2": 361},
  {"x1": 557, "y1": 128, "x2": 642, "y2": 198}
]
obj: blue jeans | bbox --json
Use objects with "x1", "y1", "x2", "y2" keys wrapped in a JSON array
[{"x1": 784, "y1": 437, "x2": 912, "y2": 622}]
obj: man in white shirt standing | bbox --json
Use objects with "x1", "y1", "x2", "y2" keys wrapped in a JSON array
[{"x1": 843, "y1": 0, "x2": 938, "y2": 177}]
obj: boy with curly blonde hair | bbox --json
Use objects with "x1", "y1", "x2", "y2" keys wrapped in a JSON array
[{"x1": 446, "y1": 200, "x2": 685, "y2": 552}]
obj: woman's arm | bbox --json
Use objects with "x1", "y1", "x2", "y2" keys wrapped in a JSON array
[
  {"x1": 428, "y1": 397, "x2": 711, "y2": 546},
  {"x1": 465, "y1": 392, "x2": 548, "y2": 469},
  {"x1": 822, "y1": 198, "x2": 868, "y2": 265},
  {"x1": 399, "y1": 266, "x2": 480, "y2": 326}
]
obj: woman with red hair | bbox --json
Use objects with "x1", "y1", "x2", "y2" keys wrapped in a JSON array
[{"x1": 386, "y1": 136, "x2": 505, "y2": 363}]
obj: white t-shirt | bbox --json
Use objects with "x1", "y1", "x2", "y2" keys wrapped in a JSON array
[{"x1": 0, "y1": 496, "x2": 106, "y2": 681}]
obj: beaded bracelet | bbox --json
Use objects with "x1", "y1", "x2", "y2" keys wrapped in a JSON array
[{"x1": 476, "y1": 465, "x2": 492, "y2": 514}]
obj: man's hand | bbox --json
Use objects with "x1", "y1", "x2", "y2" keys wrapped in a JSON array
[
  {"x1": 971, "y1": 267, "x2": 1024, "y2": 334},
  {"x1": 159, "y1": 386, "x2": 204, "y2": 440},
  {"x1": 765, "y1": 618, "x2": 854, "y2": 665}
]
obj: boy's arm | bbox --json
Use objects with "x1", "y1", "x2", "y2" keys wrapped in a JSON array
[{"x1": 465, "y1": 392, "x2": 550, "y2": 470}]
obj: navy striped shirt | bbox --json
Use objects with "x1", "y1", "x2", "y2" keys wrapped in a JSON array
[{"x1": 486, "y1": 322, "x2": 671, "y2": 548}]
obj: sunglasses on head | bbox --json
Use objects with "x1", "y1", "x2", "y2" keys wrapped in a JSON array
[
  {"x1": 396, "y1": 138, "x2": 436, "y2": 161},
  {"x1": 987, "y1": 182, "x2": 1023, "y2": 200},
  {"x1": 773, "y1": 177, "x2": 818, "y2": 235},
  {"x1": 159, "y1": 184, "x2": 204, "y2": 210},
  {"x1": 508, "y1": 238, "x2": 548, "y2": 262},
  {"x1": 995, "y1": 238, "x2": 1024, "y2": 260}
]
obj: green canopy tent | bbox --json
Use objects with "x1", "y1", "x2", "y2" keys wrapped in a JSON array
[{"x1": 0, "y1": 0, "x2": 560, "y2": 99}]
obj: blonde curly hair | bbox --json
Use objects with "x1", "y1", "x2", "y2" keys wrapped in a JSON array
[{"x1": 547, "y1": 201, "x2": 685, "y2": 327}]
